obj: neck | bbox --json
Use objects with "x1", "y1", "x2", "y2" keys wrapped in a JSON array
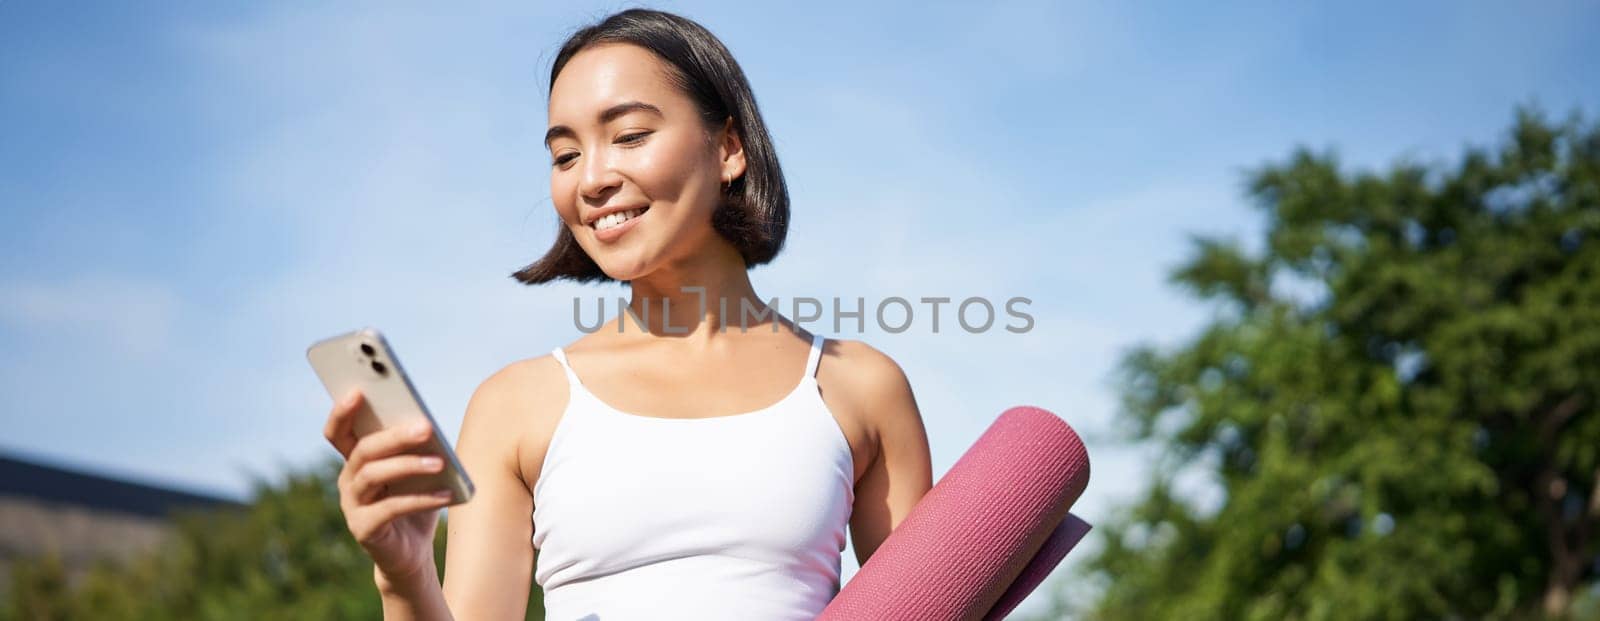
[{"x1": 622, "y1": 239, "x2": 776, "y2": 343}]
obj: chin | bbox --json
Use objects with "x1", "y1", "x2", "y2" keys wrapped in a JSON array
[{"x1": 595, "y1": 257, "x2": 652, "y2": 282}]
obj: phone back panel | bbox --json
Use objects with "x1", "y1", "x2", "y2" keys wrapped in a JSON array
[{"x1": 307, "y1": 328, "x2": 474, "y2": 503}]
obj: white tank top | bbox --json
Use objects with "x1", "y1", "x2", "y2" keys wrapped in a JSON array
[{"x1": 533, "y1": 334, "x2": 855, "y2": 620}]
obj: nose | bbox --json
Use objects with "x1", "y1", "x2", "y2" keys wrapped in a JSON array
[{"x1": 577, "y1": 151, "x2": 622, "y2": 200}]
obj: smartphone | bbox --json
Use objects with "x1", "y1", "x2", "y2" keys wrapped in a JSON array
[{"x1": 307, "y1": 328, "x2": 475, "y2": 505}]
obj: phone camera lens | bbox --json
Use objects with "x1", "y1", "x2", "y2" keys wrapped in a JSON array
[
  {"x1": 371, "y1": 360, "x2": 387, "y2": 376},
  {"x1": 360, "y1": 343, "x2": 376, "y2": 356}
]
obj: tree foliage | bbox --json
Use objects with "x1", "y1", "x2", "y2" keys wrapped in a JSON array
[
  {"x1": 1077, "y1": 108, "x2": 1600, "y2": 620},
  {"x1": 2, "y1": 458, "x2": 544, "y2": 620}
]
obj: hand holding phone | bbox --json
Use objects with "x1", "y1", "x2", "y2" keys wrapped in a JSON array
[{"x1": 310, "y1": 328, "x2": 475, "y2": 580}]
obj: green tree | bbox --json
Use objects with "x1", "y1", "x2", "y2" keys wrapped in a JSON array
[
  {"x1": 3, "y1": 459, "x2": 544, "y2": 620},
  {"x1": 1074, "y1": 108, "x2": 1600, "y2": 620}
]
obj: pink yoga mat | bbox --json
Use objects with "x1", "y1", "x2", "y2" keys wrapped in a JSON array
[
  {"x1": 819, "y1": 406, "x2": 1091, "y2": 621},
  {"x1": 987, "y1": 512, "x2": 1092, "y2": 620}
]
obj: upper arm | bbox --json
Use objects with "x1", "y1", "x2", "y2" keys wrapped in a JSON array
[
  {"x1": 440, "y1": 359, "x2": 560, "y2": 619},
  {"x1": 831, "y1": 341, "x2": 933, "y2": 567}
]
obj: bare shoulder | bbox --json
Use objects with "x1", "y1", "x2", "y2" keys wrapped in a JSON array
[
  {"x1": 820, "y1": 338, "x2": 911, "y2": 393},
  {"x1": 816, "y1": 338, "x2": 933, "y2": 564},
  {"x1": 440, "y1": 354, "x2": 570, "y2": 617},
  {"x1": 464, "y1": 355, "x2": 569, "y2": 429},
  {"x1": 457, "y1": 353, "x2": 572, "y2": 490},
  {"x1": 816, "y1": 338, "x2": 922, "y2": 439},
  {"x1": 825, "y1": 339, "x2": 915, "y2": 398}
]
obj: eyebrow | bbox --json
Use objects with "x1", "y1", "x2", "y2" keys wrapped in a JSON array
[{"x1": 544, "y1": 101, "x2": 664, "y2": 148}]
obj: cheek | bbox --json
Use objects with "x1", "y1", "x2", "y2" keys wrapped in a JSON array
[
  {"x1": 632, "y1": 141, "x2": 714, "y2": 212},
  {"x1": 630, "y1": 150, "x2": 683, "y2": 197},
  {"x1": 646, "y1": 162, "x2": 716, "y2": 225},
  {"x1": 550, "y1": 172, "x2": 579, "y2": 225}
]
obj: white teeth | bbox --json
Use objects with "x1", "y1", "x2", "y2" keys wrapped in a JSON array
[{"x1": 594, "y1": 208, "x2": 645, "y2": 232}]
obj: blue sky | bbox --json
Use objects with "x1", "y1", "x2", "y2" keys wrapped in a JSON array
[{"x1": 3, "y1": 0, "x2": 1597, "y2": 613}]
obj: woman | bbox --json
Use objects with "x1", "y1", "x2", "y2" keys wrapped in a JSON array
[{"x1": 321, "y1": 9, "x2": 932, "y2": 620}]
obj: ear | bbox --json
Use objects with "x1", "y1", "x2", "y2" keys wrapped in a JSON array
[{"x1": 718, "y1": 116, "x2": 748, "y2": 183}]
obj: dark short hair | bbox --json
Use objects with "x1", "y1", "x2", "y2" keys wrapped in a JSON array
[{"x1": 513, "y1": 8, "x2": 790, "y2": 285}]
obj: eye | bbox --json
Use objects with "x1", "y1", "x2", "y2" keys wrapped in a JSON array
[
  {"x1": 616, "y1": 131, "x2": 651, "y2": 145},
  {"x1": 553, "y1": 152, "x2": 577, "y2": 167}
]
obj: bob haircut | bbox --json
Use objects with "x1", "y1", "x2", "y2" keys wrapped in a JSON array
[{"x1": 513, "y1": 8, "x2": 790, "y2": 285}]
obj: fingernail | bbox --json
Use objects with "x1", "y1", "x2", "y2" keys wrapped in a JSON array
[
  {"x1": 432, "y1": 490, "x2": 453, "y2": 498},
  {"x1": 420, "y1": 456, "x2": 442, "y2": 470},
  {"x1": 412, "y1": 422, "x2": 431, "y2": 438}
]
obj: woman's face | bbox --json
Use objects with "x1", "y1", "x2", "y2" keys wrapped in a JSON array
[{"x1": 545, "y1": 43, "x2": 744, "y2": 281}]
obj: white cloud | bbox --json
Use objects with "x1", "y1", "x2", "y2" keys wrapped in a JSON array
[{"x1": 0, "y1": 277, "x2": 179, "y2": 359}]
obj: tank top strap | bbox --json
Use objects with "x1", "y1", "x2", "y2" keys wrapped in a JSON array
[
  {"x1": 550, "y1": 347, "x2": 582, "y2": 387},
  {"x1": 803, "y1": 333, "x2": 825, "y2": 379}
]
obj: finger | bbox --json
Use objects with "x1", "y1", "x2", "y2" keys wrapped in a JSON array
[
  {"x1": 346, "y1": 420, "x2": 435, "y2": 474},
  {"x1": 347, "y1": 491, "x2": 453, "y2": 543},
  {"x1": 350, "y1": 454, "x2": 446, "y2": 504},
  {"x1": 322, "y1": 390, "x2": 366, "y2": 458}
]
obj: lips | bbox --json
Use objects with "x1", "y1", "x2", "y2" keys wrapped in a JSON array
[
  {"x1": 585, "y1": 204, "x2": 650, "y2": 229},
  {"x1": 588, "y1": 205, "x2": 649, "y2": 242},
  {"x1": 592, "y1": 207, "x2": 647, "y2": 232}
]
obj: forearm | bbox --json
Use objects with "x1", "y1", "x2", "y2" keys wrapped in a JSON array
[{"x1": 375, "y1": 563, "x2": 455, "y2": 621}]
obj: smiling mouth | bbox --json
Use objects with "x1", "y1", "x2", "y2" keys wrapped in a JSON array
[{"x1": 592, "y1": 207, "x2": 648, "y2": 232}]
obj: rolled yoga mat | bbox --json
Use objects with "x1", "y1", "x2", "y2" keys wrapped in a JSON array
[
  {"x1": 818, "y1": 406, "x2": 1091, "y2": 621},
  {"x1": 987, "y1": 512, "x2": 1092, "y2": 620}
]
